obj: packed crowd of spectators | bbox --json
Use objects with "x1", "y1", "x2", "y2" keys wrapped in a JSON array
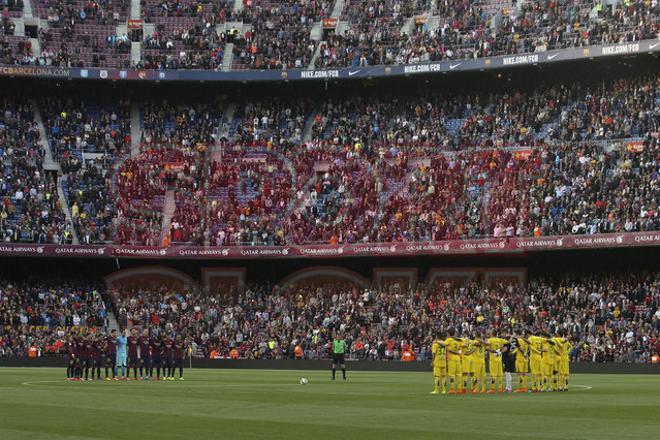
[
  {"x1": 141, "y1": 99, "x2": 221, "y2": 148},
  {"x1": 0, "y1": 279, "x2": 109, "y2": 356},
  {"x1": 2, "y1": 270, "x2": 658, "y2": 363},
  {"x1": 207, "y1": 151, "x2": 293, "y2": 246},
  {"x1": 141, "y1": 18, "x2": 226, "y2": 69},
  {"x1": 142, "y1": 0, "x2": 237, "y2": 23},
  {"x1": 3, "y1": 71, "x2": 654, "y2": 245},
  {"x1": 308, "y1": 74, "x2": 658, "y2": 152},
  {"x1": 1, "y1": 0, "x2": 24, "y2": 17},
  {"x1": 317, "y1": 0, "x2": 659, "y2": 68},
  {"x1": 232, "y1": 0, "x2": 324, "y2": 70},
  {"x1": 65, "y1": 160, "x2": 115, "y2": 244},
  {"x1": 314, "y1": 0, "x2": 428, "y2": 68},
  {"x1": 0, "y1": 0, "x2": 657, "y2": 69},
  {"x1": 33, "y1": 0, "x2": 130, "y2": 68},
  {"x1": 40, "y1": 97, "x2": 132, "y2": 160},
  {"x1": 0, "y1": 33, "x2": 34, "y2": 65},
  {"x1": 0, "y1": 9, "x2": 34, "y2": 65},
  {"x1": 38, "y1": 97, "x2": 131, "y2": 244},
  {"x1": 0, "y1": 96, "x2": 72, "y2": 243}
]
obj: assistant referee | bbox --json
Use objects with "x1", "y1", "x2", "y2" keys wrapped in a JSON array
[{"x1": 331, "y1": 334, "x2": 347, "y2": 380}]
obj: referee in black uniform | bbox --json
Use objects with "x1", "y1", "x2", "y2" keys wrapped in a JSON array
[{"x1": 503, "y1": 336, "x2": 517, "y2": 393}]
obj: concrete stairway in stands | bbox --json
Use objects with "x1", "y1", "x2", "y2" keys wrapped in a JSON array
[
  {"x1": 131, "y1": 42, "x2": 141, "y2": 66},
  {"x1": 160, "y1": 190, "x2": 176, "y2": 245},
  {"x1": 11, "y1": 17, "x2": 24, "y2": 35},
  {"x1": 57, "y1": 177, "x2": 80, "y2": 245},
  {"x1": 130, "y1": 0, "x2": 141, "y2": 19},
  {"x1": 310, "y1": 22, "x2": 323, "y2": 41},
  {"x1": 23, "y1": 0, "x2": 34, "y2": 18},
  {"x1": 331, "y1": 0, "x2": 345, "y2": 19},
  {"x1": 308, "y1": 44, "x2": 322, "y2": 69},
  {"x1": 217, "y1": 103, "x2": 235, "y2": 140},
  {"x1": 222, "y1": 42, "x2": 234, "y2": 71},
  {"x1": 30, "y1": 100, "x2": 59, "y2": 171},
  {"x1": 130, "y1": 103, "x2": 141, "y2": 157},
  {"x1": 30, "y1": 37, "x2": 41, "y2": 59}
]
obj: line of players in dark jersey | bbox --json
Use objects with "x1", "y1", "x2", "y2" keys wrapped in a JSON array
[{"x1": 66, "y1": 328, "x2": 189, "y2": 381}]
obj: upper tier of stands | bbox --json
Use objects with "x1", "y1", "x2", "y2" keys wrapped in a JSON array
[{"x1": 0, "y1": 0, "x2": 657, "y2": 69}]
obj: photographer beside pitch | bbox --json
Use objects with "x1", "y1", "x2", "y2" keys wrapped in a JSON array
[{"x1": 331, "y1": 333, "x2": 347, "y2": 380}]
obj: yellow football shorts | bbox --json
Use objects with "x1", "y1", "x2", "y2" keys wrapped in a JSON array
[
  {"x1": 447, "y1": 359, "x2": 462, "y2": 376},
  {"x1": 433, "y1": 365, "x2": 447, "y2": 377},
  {"x1": 473, "y1": 361, "x2": 486, "y2": 377},
  {"x1": 461, "y1": 356, "x2": 473, "y2": 375},
  {"x1": 488, "y1": 359, "x2": 503, "y2": 377}
]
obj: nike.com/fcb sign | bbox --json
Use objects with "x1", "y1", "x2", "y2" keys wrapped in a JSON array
[{"x1": 0, "y1": 39, "x2": 657, "y2": 82}]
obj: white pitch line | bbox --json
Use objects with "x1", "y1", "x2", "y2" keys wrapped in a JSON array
[
  {"x1": 21, "y1": 380, "x2": 63, "y2": 386},
  {"x1": 20, "y1": 380, "x2": 302, "y2": 387},
  {"x1": 20, "y1": 380, "x2": 595, "y2": 392}
]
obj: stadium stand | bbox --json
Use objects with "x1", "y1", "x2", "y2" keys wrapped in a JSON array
[
  {"x1": 34, "y1": 0, "x2": 131, "y2": 68},
  {"x1": 0, "y1": 0, "x2": 655, "y2": 69},
  {"x1": 1, "y1": 271, "x2": 657, "y2": 362},
  {"x1": 0, "y1": 70, "x2": 654, "y2": 245},
  {"x1": 0, "y1": 279, "x2": 109, "y2": 356},
  {"x1": 0, "y1": 96, "x2": 71, "y2": 243}
]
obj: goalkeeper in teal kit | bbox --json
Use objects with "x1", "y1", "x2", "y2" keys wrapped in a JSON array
[{"x1": 116, "y1": 330, "x2": 128, "y2": 380}]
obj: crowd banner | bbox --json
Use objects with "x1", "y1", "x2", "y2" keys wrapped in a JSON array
[
  {"x1": 0, "y1": 40, "x2": 657, "y2": 83},
  {"x1": 0, "y1": 231, "x2": 658, "y2": 260}
]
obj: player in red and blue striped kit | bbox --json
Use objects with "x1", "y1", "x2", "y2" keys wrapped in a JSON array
[
  {"x1": 127, "y1": 328, "x2": 140, "y2": 380},
  {"x1": 138, "y1": 329, "x2": 152, "y2": 380},
  {"x1": 105, "y1": 330, "x2": 117, "y2": 380},
  {"x1": 162, "y1": 335, "x2": 175, "y2": 380}
]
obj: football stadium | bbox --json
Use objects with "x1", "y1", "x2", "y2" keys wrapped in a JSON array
[{"x1": 0, "y1": 0, "x2": 659, "y2": 438}]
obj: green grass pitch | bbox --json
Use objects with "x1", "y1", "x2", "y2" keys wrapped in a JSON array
[{"x1": 0, "y1": 368, "x2": 658, "y2": 440}]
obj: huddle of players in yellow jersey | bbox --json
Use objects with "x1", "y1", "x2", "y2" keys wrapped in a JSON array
[{"x1": 430, "y1": 328, "x2": 573, "y2": 394}]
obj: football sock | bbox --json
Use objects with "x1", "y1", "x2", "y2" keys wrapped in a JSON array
[
  {"x1": 179, "y1": 367, "x2": 183, "y2": 378},
  {"x1": 342, "y1": 368, "x2": 346, "y2": 379},
  {"x1": 332, "y1": 368, "x2": 336, "y2": 379}
]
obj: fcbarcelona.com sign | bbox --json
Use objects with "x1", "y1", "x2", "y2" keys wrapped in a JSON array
[{"x1": 0, "y1": 232, "x2": 658, "y2": 260}]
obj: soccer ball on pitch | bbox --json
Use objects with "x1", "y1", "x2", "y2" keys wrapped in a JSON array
[{"x1": 299, "y1": 378, "x2": 309, "y2": 385}]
